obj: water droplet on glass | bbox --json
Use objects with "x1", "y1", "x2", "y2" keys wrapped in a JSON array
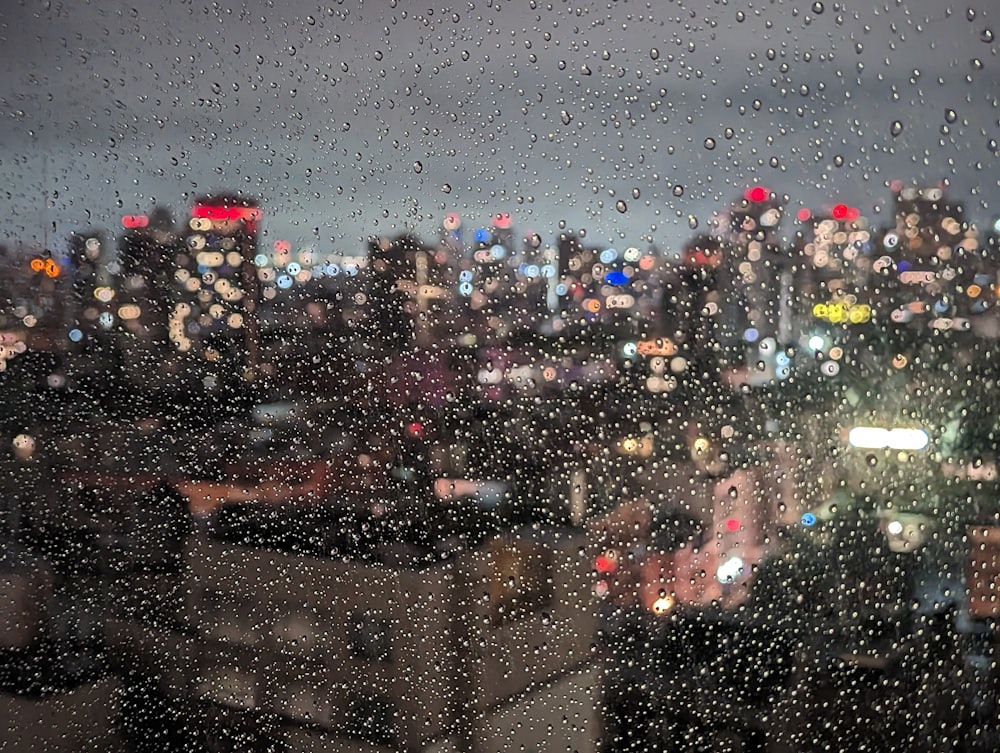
[
  {"x1": 812, "y1": 1, "x2": 824, "y2": 13},
  {"x1": 650, "y1": 48, "x2": 660, "y2": 60},
  {"x1": 580, "y1": 64, "x2": 592, "y2": 75},
  {"x1": 967, "y1": 8, "x2": 977, "y2": 22},
  {"x1": 672, "y1": 184, "x2": 684, "y2": 197},
  {"x1": 560, "y1": 110, "x2": 573, "y2": 125},
  {"x1": 632, "y1": 188, "x2": 641, "y2": 199},
  {"x1": 833, "y1": 155, "x2": 844, "y2": 167},
  {"x1": 688, "y1": 215, "x2": 699, "y2": 230},
  {"x1": 736, "y1": 10, "x2": 746, "y2": 22},
  {"x1": 981, "y1": 28, "x2": 994, "y2": 43},
  {"x1": 704, "y1": 137, "x2": 716, "y2": 150},
  {"x1": 615, "y1": 200, "x2": 628, "y2": 213},
  {"x1": 890, "y1": 120, "x2": 904, "y2": 137},
  {"x1": 945, "y1": 109, "x2": 957, "y2": 123},
  {"x1": 413, "y1": 161, "x2": 423, "y2": 173},
  {"x1": 442, "y1": 184, "x2": 451, "y2": 193}
]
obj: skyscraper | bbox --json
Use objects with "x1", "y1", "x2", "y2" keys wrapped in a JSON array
[{"x1": 170, "y1": 195, "x2": 263, "y2": 383}]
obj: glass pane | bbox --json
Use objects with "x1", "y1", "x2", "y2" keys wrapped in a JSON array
[{"x1": 1, "y1": 1, "x2": 998, "y2": 752}]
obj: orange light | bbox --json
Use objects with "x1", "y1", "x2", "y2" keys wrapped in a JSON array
[{"x1": 967, "y1": 284, "x2": 982, "y2": 298}]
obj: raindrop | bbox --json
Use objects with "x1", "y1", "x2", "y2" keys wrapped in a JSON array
[
  {"x1": 672, "y1": 184, "x2": 684, "y2": 196},
  {"x1": 413, "y1": 161, "x2": 423, "y2": 173},
  {"x1": 811, "y1": 1, "x2": 824, "y2": 13},
  {"x1": 615, "y1": 200, "x2": 628, "y2": 213},
  {"x1": 688, "y1": 215, "x2": 699, "y2": 230},
  {"x1": 631, "y1": 187, "x2": 641, "y2": 199},
  {"x1": 944, "y1": 109, "x2": 957, "y2": 123},
  {"x1": 866, "y1": 454, "x2": 879, "y2": 467},
  {"x1": 967, "y1": 8, "x2": 976, "y2": 22},
  {"x1": 982, "y1": 29, "x2": 995, "y2": 43},
  {"x1": 580, "y1": 64, "x2": 592, "y2": 75},
  {"x1": 704, "y1": 137, "x2": 716, "y2": 150},
  {"x1": 890, "y1": 120, "x2": 904, "y2": 137},
  {"x1": 560, "y1": 110, "x2": 573, "y2": 125},
  {"x1": 442, "y1": 183, "x2": 451, "y2": 193},
  {"x1": 736, "y1": 10, "x2": 746, "y2": 22},
  {"x1": 833, "y1": 155, "x2": 844, "y2": 167},
  {"x1": 650, "y1": 48, "x2": 660, "y2": 60}
]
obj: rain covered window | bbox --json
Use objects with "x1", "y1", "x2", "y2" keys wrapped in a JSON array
[{"x1": 1, "y1": 1, "x2": 999, "y2": 752}]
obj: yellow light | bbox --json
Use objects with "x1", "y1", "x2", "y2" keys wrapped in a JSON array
[
  {"x1": 651, "y1": 595, "x2": 675, "y2": 615},
  {"x1": 94, "y1": 287, "x2": 115, "y2": 303},
  {"x1": 967, "y1": 284, "x2": 982, "y2": 298}
]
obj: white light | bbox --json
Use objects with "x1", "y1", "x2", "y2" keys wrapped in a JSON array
[
  {"x1": 808, "y1": 335, "x2": 825, "y2": 351},
  {"x1": 848, "y1": 426, "x2": 929, "y2": 450},
  {"x1": 717, "y1": 556, "x2": 745, "y2": 584},
  {"x1": 887, "y1": 520, "x2": 904, "y2": 536}
]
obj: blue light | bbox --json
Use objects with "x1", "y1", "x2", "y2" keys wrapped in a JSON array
[
  {"x1": 459, "y1": 281, "x2": 474, "y2": 296},
  {"x1": 555, "y1": 283, "x2": 568, "y2": 296},
  {"x1": 541, "y1": 264, "x2": 556, "y2": 278},
  {"x1": 801, "y1": 512, "x2": 817, "y2": 527},
  {"x1": 599, "y1": 248, "x2": 618, "y2": 264},
  {"x1": 744, "y1": 327, "x2": 760, "y2": 343},
  {"x1": 776, "y1": 352, "x2": 790, "y2": 367},
  {"x1": 253, "y1": 253, "x2": 268, "y2": 266},
  {"x1": 277, "y1": 274, "x2": 293, "y2": 289},
  {"x1": 326, "y1": 263, "x2": 340, "y2": 276},
  {"x1": 69, "y1": 329, "x2": 83, "y2": 343},
  {"x1": 491, "y1": 244, "x2": 506, "y2": 259},
  {"x1": 459, "y1": 270, "x2": 473, "y2": 282},
  {"x1": 286, "y1": 262, "x2": 302, "y2": 275},
  {"x1": 605, "y1": 270, "x2": 629, "y2": 286},
  {"x1": 897, "y1": 260, "x2": 912, "y2": 273},
  {"x1": 525, "y1": 264, "x2": 540, "y2": 277},
  {"x1": 474, "y1": 228, "x2": 491, "y2": 244},
  {"x1": 934, "y1": 299, "x2": 950, "y2": 314}
]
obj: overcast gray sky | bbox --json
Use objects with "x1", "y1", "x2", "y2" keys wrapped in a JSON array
[{"x1": 1, "y1": 0, "x2": 997, "y2": 258}]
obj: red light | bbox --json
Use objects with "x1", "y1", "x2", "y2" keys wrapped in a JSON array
[
  {"x1": 725, "y1": 518, "x2": 741, "y2": 532},
  {"x1": 193, "y1": 203, "x2": 261, "y2": 231},
  {"x1": 832, "y1": 204, "x2": 849, "y2": 220},
  {"x1": 797, "y1": 208, "x2": 812, "y2": 222},
  {"x1": 492, "y1": 212, "x2": 513, "y2": 229},
  {"x1": 846, "y1": 206, "x2": 860, "y2": 221},
  {"x1": 406, "y1": 422, "x2": 424, "y2": 439},
  {"x1": 745, "y1": 186, "x2": 769, "y2": 203},
  {"x1": 595, "y1": 554, "x2": 617, "y2": 574},
  {"x1": 122, "y1": 215, "x2": 148, "y2": 229}
]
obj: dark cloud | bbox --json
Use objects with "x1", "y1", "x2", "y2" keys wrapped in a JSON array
[{"x1": 0, "y1": 0, "x2": 997, "y2": 255}]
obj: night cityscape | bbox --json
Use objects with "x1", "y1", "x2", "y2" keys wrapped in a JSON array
[
  {"x1": 0, "y1": 181, "x2": 998, "y2": 752},
  {"x1": 3, "y1": 0, "x2": 1000, "y2": 751}
]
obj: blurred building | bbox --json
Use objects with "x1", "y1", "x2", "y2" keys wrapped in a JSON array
[{"x1": 170, "y1": 195, "x2": 263, "y2": 382}]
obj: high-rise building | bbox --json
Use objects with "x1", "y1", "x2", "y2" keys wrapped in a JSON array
[{"x1": 170, "y1": 195, "x2": 263, "y2": 381}]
